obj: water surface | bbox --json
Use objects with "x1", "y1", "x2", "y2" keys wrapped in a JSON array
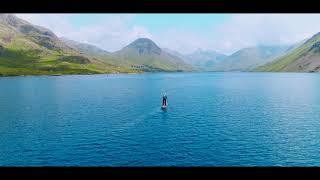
[{"x1": 1, "y1": 72, "x2": 320, "y2": 166}]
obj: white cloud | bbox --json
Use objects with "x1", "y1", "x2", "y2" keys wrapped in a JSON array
[
  {"x1": 153, "y1": 28, "x2": 211, "y2": 54},
  {"x1": 153, "y1": 14, "x2": 320, "y2": 55},
  {"x1": 15, "y1": 14, "x2": 320, "y2": 55},
  {"x1": 209, "y1": 14, "x2": 320, "y2": 54}
]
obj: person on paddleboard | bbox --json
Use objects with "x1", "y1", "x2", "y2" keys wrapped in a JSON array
[{"x1": 162, "y1": 93, "x2": 167, "y2": 106}]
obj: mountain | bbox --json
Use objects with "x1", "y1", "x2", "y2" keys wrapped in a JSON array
[
  {"x1": 0, "y1": 14, "x2": 136, "y2": 76},
  {"x1": 183, "y1": 49, "x2": 227, "y2": 70},
  {"x1": 162, "y1": 48, "x2": 186, "y2": 60},
  {"x1": 256, "y1": 32, "x2": 320, "y2": 72},
  {"x1": 61, "y1": 37, "x2": 112, "y2": 57},
  {"x1": 114, "y1": 38, "x2": 193, "y2": 72},
  {"x1": 61, "y1": 37, "x2": 131, "y2": 67},
  {"x1": 210, "y1": 45, "x2": 291, "y2": 71}
]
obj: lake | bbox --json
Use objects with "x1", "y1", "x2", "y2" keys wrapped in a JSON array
[{"x1": 1, "y1": 72, "x2": 320, "y2": 166}]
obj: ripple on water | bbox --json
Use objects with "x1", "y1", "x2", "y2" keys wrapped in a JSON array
[{"x1": 1, "y1": 73, "x2": 320, "y2": 166}]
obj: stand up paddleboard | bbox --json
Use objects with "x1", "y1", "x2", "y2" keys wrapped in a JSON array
[{"x1": 161, "y1": 103, "x2": 168, "y2": 110}]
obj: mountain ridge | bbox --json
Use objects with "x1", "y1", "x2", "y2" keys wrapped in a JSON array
[
  {"x1": 0, "y1": 15, "x2": 193, "y2": 76},
  {"x1": 114, "y1": 38, "x2": 193, "y2": 72},
  {"x1": 210, "y1": 45, "x2": 292, "y2": 71},
  {"x1": 255, "y1": 32, "x2": 320, "y2": 72},
  {"x1": 183, "y1": 49, "x2": 227, "y2": 70},
  {"x1": 0, "y1": 14, "x2": 139, "y2": 76},
  {"x1": 0, "y1": 14, "x2": 315, "y2": 75}
]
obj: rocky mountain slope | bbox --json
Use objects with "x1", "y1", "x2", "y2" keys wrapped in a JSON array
[
  {"x1": 114, "y1": 38, "x2": 193, "y2": 72},
  {"x1": 256, "y1": 32, "x2": 320, "y2": 72},
  {"x1": 0, "y1": 14, "x2": 136, "y2": 76},
  {"x1": 210, "y1": 45, "x2": 291, "y2": 71}
]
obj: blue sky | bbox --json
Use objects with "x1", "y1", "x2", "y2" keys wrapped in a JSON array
[
  {"x1": 67, "y1": 14, "x2": 230, "y2": 32},
  {"x1": 16, "y1": 14, "x2": 320, "y2": 54},
  {"x1": 65, "y1": 13, "x2": 231, "y2": 40}
]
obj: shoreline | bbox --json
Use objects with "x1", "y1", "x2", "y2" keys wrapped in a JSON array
[
  {"x1": 0, "y1": 72, "x2": 144, "y2": 78},
  {"x1": 0, "y1": 70, "x2": 200, "y2": 77},
  {"x1": 0, "y1": 71, "x2": 318, "y2": 78}
]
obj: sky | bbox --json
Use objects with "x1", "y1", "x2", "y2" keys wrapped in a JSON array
[{"x1": 15, "y1": 14, "x2": 320, "y2": 55}]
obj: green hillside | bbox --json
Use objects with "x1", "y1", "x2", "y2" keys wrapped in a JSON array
[
  {"x1": 0, "y1": 14, "x2": 192, "y2": 76},
  {"x1": 210, "y1": 45, "x2": 291, "y2": 71},
  {"x1": 114, "y1": 38, "x2": 193, "y2": 72},
  {"x1": 0, "y1": 14, "x2": 139, "y2": 76},
  {"x1": 256, "y1": 32, "x2": 320, "y2": 72},
  {"x1": 61, "y1": 37, "x2": 138, "y2": 69}
]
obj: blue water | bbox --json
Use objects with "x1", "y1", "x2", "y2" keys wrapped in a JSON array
[{"x1": 1, "y1": 72, "x2": 320, "y2": 166}]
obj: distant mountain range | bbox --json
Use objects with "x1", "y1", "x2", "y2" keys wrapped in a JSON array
[
  {"x1": 114, "y1": 38, "x2": 193, "y2": 72},
  {"x1": 61, "y1": 37, "x2": 130, "y2": 67},
  {"x1": 63, "y1": 37, "x2": 193, "y2": 72},
  {"x1": 210, "y1": 45, "x2": 292, "y2": 71},
  {"x1": 1, "y1": 14, "x2": 320, "y2": 75},
  {"x1": 182, "y1": 49, "x2": 227, "y2": 70},
  {"x1": 62, "y1": 38, "x2": 112, "y2": 58},
  {"x1": 256, "y1": 32, "x2": 320, "y2": 72},
  {"x1": 164, "y1": 46, "x2": 293, "y2": 72}
]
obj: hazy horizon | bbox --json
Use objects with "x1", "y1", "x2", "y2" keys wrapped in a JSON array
[{"x1": 14, "y1": 13, "x2": 320, "y2": 55}]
